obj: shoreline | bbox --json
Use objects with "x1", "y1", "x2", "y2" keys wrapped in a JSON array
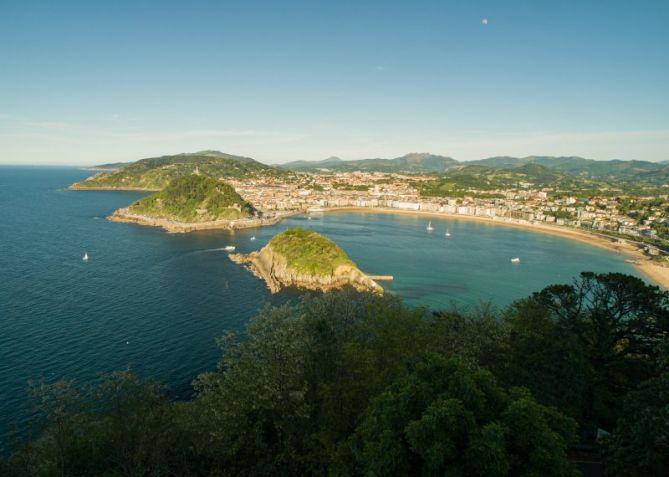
[
  {"x1": 229, "y1": 249, "x2": 383, "y2": 294},
  {"x1": 319, "y1": 207, "x2": 669, "y2": 290},
  {"x1": 108, "y1": 208, "x2": 295, "y2": 233},
  {"x1": 69, "y1": 185, "x2": 160, "y2": 192}
]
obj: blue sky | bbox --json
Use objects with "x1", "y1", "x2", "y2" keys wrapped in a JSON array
[{"x1": 1, "y1": 0, "x2": 668, "y2": 165}]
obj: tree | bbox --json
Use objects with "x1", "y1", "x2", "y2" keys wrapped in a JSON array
[
  {"x1": 529, "y1": 272, "x2": 669, "y2": 431},
  {"x1": 501, "y1": 298, "x2": 591, "y2": 420},
  {"x1": 351, "y1": 355, "x2": 578, "y2": 476},
  {"x1": 605, "y1": 345, "x2": 669, "y2": 477},
  {"x1": 192, "y1": 304, "x2": 313, "y2": 475}
]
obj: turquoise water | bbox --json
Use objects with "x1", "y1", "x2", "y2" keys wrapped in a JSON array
[{"x1": 0, "y1": 167, "x2": 645, "y2": 447}]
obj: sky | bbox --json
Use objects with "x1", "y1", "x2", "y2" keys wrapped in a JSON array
[{"x1": 1, "y1": 0, "x2": 668, "y2": 165}]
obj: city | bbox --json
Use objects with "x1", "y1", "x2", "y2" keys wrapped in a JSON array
[{"x1": 230, "y1": 169, "x2": 669, "y2": 254}]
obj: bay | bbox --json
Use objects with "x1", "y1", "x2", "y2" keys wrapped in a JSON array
[{"x1": 0, "y1": 166, "x2": 645, "y2": 448}]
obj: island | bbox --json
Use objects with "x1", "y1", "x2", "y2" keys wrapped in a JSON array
[
  {"x1": 229, "y1": 227, "x2": 383, "y2": 293},
  {"x1": 109, "y1": 175, "x2": 284, "y2": 233}
]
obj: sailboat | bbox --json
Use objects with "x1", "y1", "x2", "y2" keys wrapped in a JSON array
[
  {"x1": 426, "y1": 221, "x2": 434, "y2": 231},
  {"x1": 445, "y1": 229, "x2": 451, "y2": 237},
  {"x1": 82, "y1": 252, "x2": 89, "y2": 261}
]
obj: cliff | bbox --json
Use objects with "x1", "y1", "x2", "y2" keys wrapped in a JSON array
[{"x1": 230, "y1": 228, "x2": 382, "y2": 293}]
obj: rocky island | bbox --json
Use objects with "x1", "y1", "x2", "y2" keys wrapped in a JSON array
[
  {"x1": 230, "y1": 227, "x2": 383, "y2": 293},
  {"x1": 109, "y1": 175, "x2": 281, "y2": 233}
]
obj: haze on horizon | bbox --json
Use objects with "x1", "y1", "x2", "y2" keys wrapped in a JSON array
[{"x1": 1, "y1": 0, "x2": 667, "y2": 166}]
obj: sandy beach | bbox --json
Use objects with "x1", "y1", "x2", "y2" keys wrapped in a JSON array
[{"x1": 320, "y1": 207, "x2": 669, "y2": 290}]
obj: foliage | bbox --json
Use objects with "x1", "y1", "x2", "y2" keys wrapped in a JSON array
[
  {"x1": 351, "y1": 356, "x2": 578, "y2": 476},
  {"x1": 502, "y1": 272, "x2": 669, "y2": 435},
  {"x1": 3, "y1": 274, "x2": 668, "y2": 475},
  {"x1": 267, "y1": 227, "x2": 356, "y2": 276},
  {"x1": 604, "y1": 344, "x2": 669, "y2": 476},
  {"x1": 5, "y1": 371, "x2": 182, "y2": 476},
  {"x1": 129, "y1": 175, "x2": 256, "y2": 222}
]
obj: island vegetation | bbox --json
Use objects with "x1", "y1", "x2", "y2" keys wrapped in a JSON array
[
  {"x1": 107, "y1": 175, "x2": 275, "y2": 233},
  {"x1": 2, "y1": 272, "x2": 667, "y2": 476},
  {"x1": 230, "y1": 227, "x2": 382, "y2": 293},
  {"x1": 70, "y1": 150, "x2": 288, "y2": 190},
  {"x1": 128, "y1": 175, "x2": 256, "y2": 222}
]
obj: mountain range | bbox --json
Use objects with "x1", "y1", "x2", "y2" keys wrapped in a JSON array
[
  {"x1": 281, "y1": 153, "x2": 458, "y2": 173},
  {"x1": 280, "y1": 153, "x2": 669, "y2": 185}
]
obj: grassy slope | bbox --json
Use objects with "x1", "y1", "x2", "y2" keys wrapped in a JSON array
[
  {"x1": 129, "y1": 175, "x2": 256, "y2": 222},
  {"x1": 74, "y1": 151, "x2": 286, "y2": 189},
  {"x1": 267, "y1": 227, "x2": 355, "y2": 276}
]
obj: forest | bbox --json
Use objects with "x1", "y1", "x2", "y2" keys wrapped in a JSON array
[{"x1": 2, "y1": 272, "x2": 667, "y2": 476}]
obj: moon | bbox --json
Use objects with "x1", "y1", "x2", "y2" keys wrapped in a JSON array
[{"x1": 482, "y1": 18, "x2": 489, "y2": 25}]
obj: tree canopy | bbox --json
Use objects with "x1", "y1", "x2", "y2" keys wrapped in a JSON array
[{"x1": 3, "y1": 273, "x2": 668, "y2": 476}]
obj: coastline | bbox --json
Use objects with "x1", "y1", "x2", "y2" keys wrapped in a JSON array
[
  {"x1": 108, "y1": 208, "x2": 294, "y2": 233},
  {"x1": 229, "y1": 248, "x2": 383, "y2": 294},
  {"x1": 320, "y1": 207, "x2": 669, "y2": 290},
  {"x1": 106, "y1": 199, "x2": 668, "y2": 289},
  {"x1": 69, "y1": 185, "x2": 160, "y2": 192}
]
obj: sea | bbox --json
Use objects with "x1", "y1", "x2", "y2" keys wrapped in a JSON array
[{"x1": 0, "y1": 166, "x2": 646, "y2": 449}]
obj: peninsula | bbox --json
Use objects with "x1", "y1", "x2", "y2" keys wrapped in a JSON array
[
  {"x1": 109, "y1": 175, "x2": 279, "y2": 233},
  {"x1": 70, "y1": 150, "x2": 287, "y2": 190},
  {"x1": 229, "y1": 227, "x2": 383, "y2": 293}
]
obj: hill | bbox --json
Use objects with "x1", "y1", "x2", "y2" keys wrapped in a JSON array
[
  {"x1": 230, "y1": 227, "x2": 382, "y2": 293},
  {"x1": 281, "y1": 152, "x2": 458, "y2": 173},
  {"x1": 417, "y1": 162, "x2": 602, "y2": 197},
  {"x1": 108, "y1": 175, "x2": 264, "y2": 232},
  {"x1": 467, "y1": 156, "x2": 666, "y2": 183},
  {"x1": 125, "y1": 175, "x2": 256, "y2": 222},
  {"x1": 279, "y1": 156, "x2": 345, "y2": 170},
  {"x1": 71, "y1": 150, "x2": 285, "y2": 190}
]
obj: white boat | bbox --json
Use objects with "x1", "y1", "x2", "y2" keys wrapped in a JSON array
[
  {"x1": 511, "y1": 257, "x2": 520, "y2": 263},
  {"x1": 82, "y1": 252, "x2": 88, "y2": 261},
  {"x1": 250, "y1": 236, "x2": 256, "y2": 241},
  {"x1": 445, "y1": 229, "x2": 451, "y2": 237},
  {"x1": 426, "y1": 221, "x2": 433, "y2": 231},
  {"x1": 224, "y1": 246, "x2": 236, "y2": 252}
]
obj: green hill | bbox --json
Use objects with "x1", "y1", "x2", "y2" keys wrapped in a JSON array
[
  {"x1": 266, "y1": 227, "x2": 355, "y2": 276},
  {"x1": 71, "y1": 150, "x2": 286, "y2": 190},
  {"x1": 467, "y1": 155, "x2": 666, "y2": 183},
  {"x1": 417, "y1": 163, "x2": 607, "y2": 197},
  {"x1": 128, "y1": 175, "x2": 256, "y2": 222},
  {"x1": 281, "y1": 152, "x2": 458, "y2": 173}
]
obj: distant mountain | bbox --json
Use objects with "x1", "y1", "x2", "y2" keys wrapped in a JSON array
[
  {"x1": 466, "y1": 156, "x2": 664, "y2": 182},
  {"x1": 70, "y1": 150, "x2": 285, "y2": 190},
  {"x1": 418, "y1": 162, "x2": 605, "y2": 197},
  {"x1": 281, "y1": 153, "x2": 458, "y2": 173},
  {"x1": 281, "y1": 156, "x2": 345, "y2": 170}
]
